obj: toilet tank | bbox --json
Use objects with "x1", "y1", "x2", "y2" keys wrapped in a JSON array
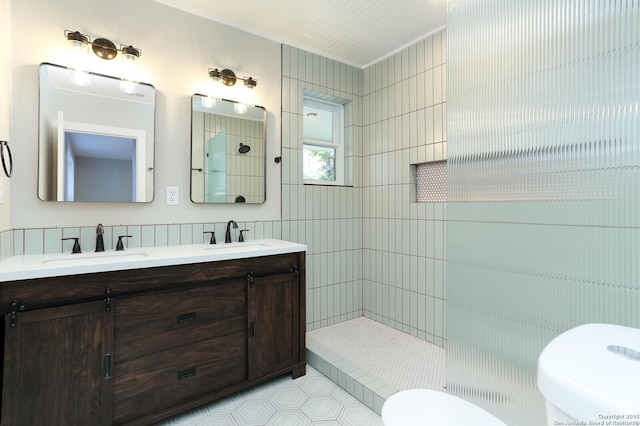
[{"x1": 537, "y1": 323, "x2": 640, "y2": 423}]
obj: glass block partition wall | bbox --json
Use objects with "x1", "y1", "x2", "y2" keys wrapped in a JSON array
[{"x1": 447, "y1": 1, "x2": 640, "y2": 424}]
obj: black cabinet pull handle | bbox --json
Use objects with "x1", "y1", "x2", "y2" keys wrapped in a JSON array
[
  {"x1": 105, "y1": 354, "x2": 112, "y2": 379},
  {"x1": 177, "y1": 312, "x2": 196, "y2": 324},
  {"x1": 177, "y1": 367, "x2": 196, "y2": 381}
]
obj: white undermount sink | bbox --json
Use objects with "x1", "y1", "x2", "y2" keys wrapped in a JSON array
[{"x1": 41, "y1": 250, "x2": 149, "y2": 267}]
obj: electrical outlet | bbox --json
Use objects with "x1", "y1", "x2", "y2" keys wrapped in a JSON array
[{"x1": 166, "y1": 186, "x2": 179, "y2": 205}]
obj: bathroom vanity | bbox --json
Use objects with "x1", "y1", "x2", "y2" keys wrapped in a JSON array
[{"x1": 0, "y1": 240, "x2": 306, "y2": 425}]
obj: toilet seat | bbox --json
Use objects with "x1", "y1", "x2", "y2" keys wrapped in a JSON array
[{"x1": 381, "y1": 389, "x2": 506, "y2": 426}]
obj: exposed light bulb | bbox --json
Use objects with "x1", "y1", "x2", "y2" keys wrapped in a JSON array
[
  {"x1": 70, "y1": 68, "x2": 90, "y2": 86},
  {"x1": 234, "y1": 102, "x2": 248, "y2": 115},
  {"x1": 201, "y1": 96, "x2": 217, "y2": 108},
  {"x1": 119, "y1": 49, "x2": 139, "y2": 94},
  {"x1": 67, "y1": 32, "x2": 90, "y2": 86},
  {"x1": 210, "y1": 77, "x2": 225, "y2": 100},
  {"x1": 242, "y1": 77, "x2": 257, "y2": 106},
  {"x1": 119, "y1": 79, "x2": 137, "y2": 94}
]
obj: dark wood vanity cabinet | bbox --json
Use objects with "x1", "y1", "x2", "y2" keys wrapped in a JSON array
[
  {"x1": 2, "y1": 300, "x2": 113, "y2": 425},
  {"x1": 0, "y1": 251, "x2": 305, "y2": 425},
  {"x1": 112, "y1": 279, "x2": 249, "y2": 424},
  {"x1": 249, "y1": 270, "x2": 304, "y2": 380}
]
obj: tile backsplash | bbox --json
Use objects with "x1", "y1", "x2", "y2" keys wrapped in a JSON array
[
  {"x1": 0, "y1": 229, "x2": 12, "y2": 261},
  {"x1": 10, "y1": 220, "x2": 282, "y2": 256}
]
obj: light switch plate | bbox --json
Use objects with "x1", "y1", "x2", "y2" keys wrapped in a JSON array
[{"x1": 166, "y1": 186, "x2": 179, "y2": 205}]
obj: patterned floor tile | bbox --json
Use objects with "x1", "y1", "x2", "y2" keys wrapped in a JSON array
[
  {"x1": 338, "y1": 406, "x2": 385, "y2": 426},
  {"x1": 194, "y1": 415, "x2": 237, "y2": 426},
  {"x1": 265, "y1": 410, "x2": 312, "y2": 426},
  {"x1": 300, "y1": 375, "x2": 337, "y2": 396},
  {"x1": 270, "y1": 388, "x2": 309, "y2": 410},
  {"x1": 232, "y1": 400, "x2": 276, "y2": 425},
  {"x1": 300, "y1": 395, "x2": 342, "y2": 421},
  {"x1": 157, "y1": 366, "x2": 381, "y2": 426}
]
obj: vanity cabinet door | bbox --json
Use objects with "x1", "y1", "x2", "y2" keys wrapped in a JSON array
[
  {"x1": 249, "y1": 271, "x2": 302, "y2": 380},
  {"x1": 1, "y1": 300, "x2": 113, "y2": 425}
]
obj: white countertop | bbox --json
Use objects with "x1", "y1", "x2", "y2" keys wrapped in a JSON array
[{"x1": 0, "y1": 239, "x2": 307, "y2": 282}]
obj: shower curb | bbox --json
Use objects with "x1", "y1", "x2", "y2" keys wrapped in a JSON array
[{"x1": 306, "y1": 337, "x2": 400, "y2": 415}]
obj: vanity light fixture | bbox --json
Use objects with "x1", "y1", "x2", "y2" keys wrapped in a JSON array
[
  {"x1": 64, "y1": 30, "x2": 142, "y2": 92},
  {"x1": 208, "y1": 68, "x2": 257, "y2": 88},
  {"x1": 206, "y1": 67, "x2": 258, "y2": 114},
  {"x1": 65, "y1": 30, "x2": 142, "y2": 61}
]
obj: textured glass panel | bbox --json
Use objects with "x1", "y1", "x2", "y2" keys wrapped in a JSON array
[{"x1": 447, "y1": 1, "x2": 640, "y2": 425}]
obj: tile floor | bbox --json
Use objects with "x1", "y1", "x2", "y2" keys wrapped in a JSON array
[
  {"x1": 308, "y1": 317, "x2": 446, "y2": 392},
  {"x1": 306, "y1": 317, "x2": 446, "y2": 414},
  {"x1": 158, "y1": 366, "x2": 384, "y2": 426}
]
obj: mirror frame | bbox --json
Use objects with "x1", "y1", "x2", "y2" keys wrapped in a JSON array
[
  {"x1": 190, "y1": 94, "x2": 267, "y2": 204},
  {"x1": 37, "y1": 62, "x2": 156, "y2": 203}
]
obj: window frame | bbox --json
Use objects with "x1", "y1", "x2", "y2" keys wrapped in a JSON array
[{"x1": 303, "y1": 97, "x2": 345, "y2": 186}]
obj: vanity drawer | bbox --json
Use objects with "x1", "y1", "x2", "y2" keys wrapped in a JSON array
[
  {"x1": 113, "y1": 331, "x2": 247, "y2": 425},
  {"x1": 114, "y1": 280, "x2": 246, "y2": 360}
]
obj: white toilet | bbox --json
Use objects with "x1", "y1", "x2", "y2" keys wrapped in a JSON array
[
  {"x1": 538, "y1": 323, "x2": 640, "y2": 425},
  {"x1": 381, "y1": 389, "x2": 506, "y2": 426}
]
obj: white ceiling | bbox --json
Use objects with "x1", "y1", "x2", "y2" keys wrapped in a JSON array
[{"x1": 153, "y1": 0, "x2": 447, "y2": 68}]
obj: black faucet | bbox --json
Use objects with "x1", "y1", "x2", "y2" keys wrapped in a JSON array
[
  {"x1": 61, "y1": 237, "x2": 81, "y2": 254},
  {"x1": 95, "y1": 224, "x2": 105, "y2": 252},
  {"x1": 225, "y1": 220, "x2": 238, "y2": 243},
  {"x1": 116, "y1": 235, "x2": 132, "y2": 251},
  {"x1": 203, "y1": 231, "x2": 216, "y2": 244}
]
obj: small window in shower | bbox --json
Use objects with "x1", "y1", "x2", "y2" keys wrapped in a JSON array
[
  {"x1": 303, "y1": 96, "x2": 345, "y2": 185},
  {"x1": 416, "y1": 161, "x2": 447, "y2": 203}
]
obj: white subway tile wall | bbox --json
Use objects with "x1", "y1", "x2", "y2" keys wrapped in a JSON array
[
  {"x1": 362, "y1": 30, "x2": 447, "y2": 347},
  {"x1": 282, "y1": 45, "x2": 364, "y2": 331}
]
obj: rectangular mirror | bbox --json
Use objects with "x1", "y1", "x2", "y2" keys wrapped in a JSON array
[
  {"x1": 38, "y1": 63, "x2": 155, "y2": 202},
  {"x1": 191, "y1": 95, "x2": 266, "y2": 203}
]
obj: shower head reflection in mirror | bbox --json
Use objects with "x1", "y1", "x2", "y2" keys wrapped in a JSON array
[{"x1": 190, "y1": 95, "x2": 266, "y2": 204}]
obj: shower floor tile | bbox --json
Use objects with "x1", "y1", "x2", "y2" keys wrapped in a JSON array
[{"x1": 307, "y1": 317, "x2": 446, "y2": 414}]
